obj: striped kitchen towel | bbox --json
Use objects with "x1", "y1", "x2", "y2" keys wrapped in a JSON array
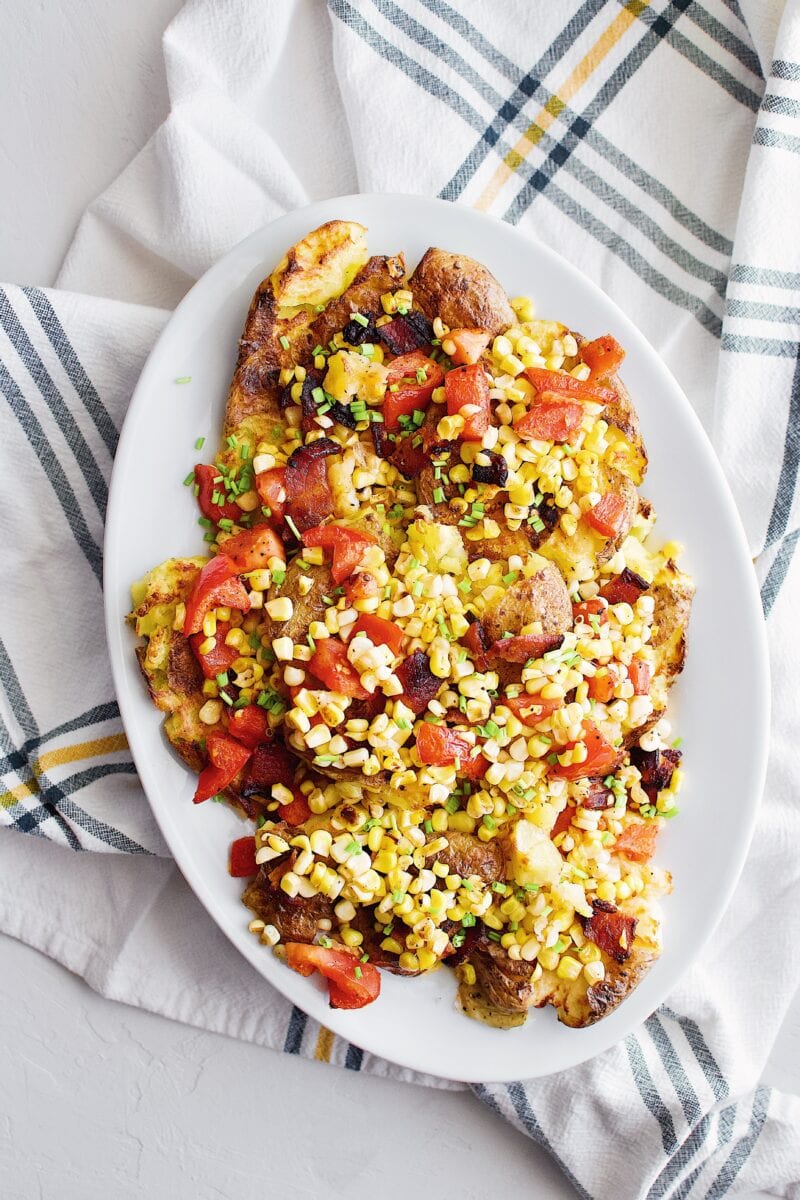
[{"x1": 3, "y1": 0, "x2": 800, "y2": 1196}]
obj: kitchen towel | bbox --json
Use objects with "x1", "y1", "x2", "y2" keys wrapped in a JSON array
[{"x1": 3, "y1": 0, "x2": 800, "y2": 1195}]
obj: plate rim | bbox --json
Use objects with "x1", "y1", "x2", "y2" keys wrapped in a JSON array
[{"x1": 104, "y1": 192, "x2": 771, "y2": 1082}]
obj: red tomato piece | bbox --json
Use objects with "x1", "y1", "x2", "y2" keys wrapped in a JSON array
[
  {"x1": 301, "y1": 524, "x2": 376, "y2": 586},
  {"x1": 552, "y1": 722, "x2": 620, "y2": 781},
  {"x1": 581, "y1": 334, "x2": 625, "y2": 380},
  {"x1": 583, "y1": 901, "x2": 637, "y2": 963},
  {"x1": 349, "y1": 613, "x2": 405, "y2": 656},
  {"x1": 550, "y1": 806, "x2": 574, "y2": 840},
  {"x1": 502, "y1": 694, "x2": 560, "y2": 724},
  {"x1": 514, "y1": 400, "x2": 584, "y2": 443},
  {"x1": 588, "y1": 668, "x2": 617, "y2": 703},
  {"x1": 189, "y1": 622, "x2": 239, "y2": 680},
  {"x1": 255, "y1": 467, "x2": 287, "y2": 526},
  {"x1": 344, "y1": 571, "x2": 379, "y2": 604},
  {"x1": 194, "y1": 733, "x2": 253, "y2": 803},
  {"x1": 572, "y1": 597, "x2": 609, "y2": 627},
  {"x1": 615, "y1": 822, "x2": 659, "y2": 862},
  {"x1": 221, "y1": 525, "x2": 286, "y2": 572},
  {"x1": 284, "y1": 438, "x2": 340, "y2": 534},
  {"x1": 599, "y1": 569, "x2": 649, "y2": 606},
  {"x1": 395, "y1": 649, "x2": 441, "y2": 715},
  {"x1": 524, "y1": 366, "x2": 616, "y2": 406},
  {"x1": 309, "y1": 638, "x2": 370, "y2": 699},
  {"x1": 285, "y1": 943, "x2": 381, "y2": 1009},
  {"x1": 445, "y1": 363, "x2": 491, "y2": 440},
  {"x1": 183, "y1": 557, "x2": 251, "y2": 636},
  {"x1": 228, "y1": 836, "x2": 258, "y2": 878},
  {"x1": 415, "y1": 723, "x2": 487, "y2": 778},
  {"x1": 584, "y1": 492, "x2": 628, "y2": 539},
  {"x1": 383, "y1": 351, "x2": 444, "y2": 431},
  {"x1": 628, "y1": 658, "x2": 652, "y2": 695},
  {"x1": 445, "y1": 328, "x2": 491, "y2": 366},
  {"x1": 228, "y1": 704, "x2": 270, "y2": 749},
  {"x1": 194, "y1": 464, "x2": 240, "y2": 524},
  {"x1": 488, "y1": 633, "x2": 563, "y2": 664},
  {"x1": 277, "y1": 790, "x2": 312, "y2": 826}
]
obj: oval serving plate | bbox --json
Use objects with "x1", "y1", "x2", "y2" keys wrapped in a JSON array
[{"x1": 104, "y1": 194, "x2": 769, "y2": 1082}]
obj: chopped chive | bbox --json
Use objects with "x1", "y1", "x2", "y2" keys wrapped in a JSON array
[
  {"x1": 285, "y1": 514, "x2": 301, "y2": 540},
  {"x1": 352, "y1": 312, "x2": 369, "y2": 327},
  {"x1": 461, "y1": 913, "x2": 476, "y2": 927},
  {"x1": 272, "y1": 569, "x2": 286, "y2": 586},
  {"x1": 184, "y1": 471, "x2": 196, "y2": 487},
  {"x1": 175, "y1": 376, "x2": 191, "y2": 384},
  {"x1": 279, "y1": 335, "x2": 290, "y2": 350},
  {"x1": 195, "y1": 436, "x2": 205, "y2": 450}
]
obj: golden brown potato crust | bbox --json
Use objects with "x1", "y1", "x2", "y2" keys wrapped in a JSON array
[
  {"x1": 482, "y1": 562, "x2": 572, "y2": 645},
  {"x1": 410, "y1": 247, "x2": 515, "y2": 336}
]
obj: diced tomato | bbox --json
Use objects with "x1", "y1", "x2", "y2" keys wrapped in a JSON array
[
  {"x1": 285, "y1": 942, "x2": 381, "y2": 1009},
  {"x1": 277, "y1": 790, "x2": 312, "y2": 826},
  {"x1": 189, "y1": 622, "x2": 239, "y2": 679},
  {"x1": 627, "y1": 659, "x2": 652, "y2": 695},
  {"x1": 502, "y1": 693, "x2": 561, "y2": 724},
  {"x1": 183, "y1": 557, "x2": 251, "y2": 636},
  {"x1": 583, "y1": 901, "x2": 637, "y2": 963},
  {"x1": 284, "y1": 438, "x2": 339, "y2": 534},
  {"x1": 228, "y1": 704, "x2": 270, "y2": 749},
  {"x1": 552, "y1": 722, "x2": 620, "y2": 781},
  {"x1": 524, "y1": 366, "x2": 616, "y2": 407},
  {"x1": 242, "y1": 738, "x2": 297, "y2": 795},
  {"x1": 581, "y1": 334, "x2": 625, "y2": 380},
  {"x1": 194, "y1": 464, "x2": 241, "y2": 524},
  {"x1": 229, "y1": 836, "x2": 258, "y2": 877},
  {"x1": 599, "y1": 569, "x2": 649, "y2": 606},
  {"x1": 588, "y1": 668, "x2": 617, "y2": 703},
  {"x1": 349, "y1": 613, "x2": 405, "y2": 656},
  {"x1": 514, "y1": 400, "x2": 584, "y2": 443},
  {"x1": 615, "y1": 822, "x2": 659, "y2": 862},
  {"x1": 301, "y1": 524, "x2": 376, "y2": 586},
  {"x1": 572, "y1": 597, "x2": 609, "y2": 627},
  {"x1": 221, "y1": 525, "x2": 286, "y2": 572},
  {"x1": 383, "y1": 351, "x2": 444, "y2": 432},
  {"x1": 415, "y1": 723, "x2": 487, "y2": 778},
  {"x1": 445, "y1": 328, "x2": 491, "y2": 366},
  {"x1": 344, "y1": 571, "x2": 379, "y2": 604},
  {"x1": 309, "y1": 638, "x2": 370, "y2": 699},
  {"x1": 584, "y1": 492, "x2": 628, "y2": 539},
  {"x1": 386, "y1": 431, "x2": 429, "y2": 478},
  {"x1": 487, "y1": 633, "x2": 563, "y2": 664},
  {"x1": 445, "y1": 363, "x2": 491, "y2": 440},
  {"x1": 194, "y1": 733, "x2": 253, "y2": 803},
  {"x1": 395, "y1": 649, "x2": 441, "y2": 715},
  {"x1": 255, "y1": 467, "x2": 287, "y2": 526},
  {"x1": 551, "y1": 806, "x2": 574, "y2": 839}
]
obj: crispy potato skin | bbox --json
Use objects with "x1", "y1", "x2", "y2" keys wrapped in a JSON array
[
  {"x1": 482, "y1": 561, "x2": 571, "y2": 646},
  {"x1": 651, "y1": 559, "x2": 694, "y2": 681},
  {"x1": 310, "y1": 254, "x2": 405, "y2": 348},
  {"x1": 432, "y1": 832, "x2": 505, "y2": 884},
  {"x1": 243, "y1": 865, "x2": 334, "y2": 943},
  {"x1": 410, "y1": 248, "x2": 515, "y2": 336}
]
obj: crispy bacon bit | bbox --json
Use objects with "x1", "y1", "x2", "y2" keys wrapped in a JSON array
[
  {"x1": 379, "y1": 310, "x2": 434, "y2": 355},
  {"x1": 396, "y1": 649, "x2": 441, "y2": 714},
  {"x1": 487, "y1": 633, "x2": 564, "y2": 663},
  {"x1": 630, "y1": 746, "x2": 681, "y2": 801},
  {"x1": 471, "y1": 450, "x2": 508, "y2": 487},
  {"x1": 583, "y1": 783, "x2": 615, "y2": 810},
  {"x1": 600, "y1": 567, "x2": 649, "y2": 606},
  {"x1": 240, "y1": 737, "x2": 297, "y2": 797},
  {"x1": 284, "y1": 438, "x2": 339, "y2": 533},
  {"x1": 462, "y1": 617, "x2": 490, "y2": 670},
  {"x1": 342, "y1": 316, "x2": 377, "y2": 345},
  {"x1": 582, "y1": 898, "x2": 637, "y2": 963}
]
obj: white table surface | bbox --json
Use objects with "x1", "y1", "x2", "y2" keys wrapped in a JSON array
[{"x1": 1, "y1": 4, "x2": 797, "y2": 1198}]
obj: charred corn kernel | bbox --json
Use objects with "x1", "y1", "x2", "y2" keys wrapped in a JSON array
[
  {"x1": 202, "y1": 612, "x2": 217, "y2": 638},
  {"x1": 320, "y1": 701, "x2": 346, "y2": 726},
  {"x1": 294, "y1": 689, "x2": 319, "y2": 717},
  {"x1": 198, "y1": 700, "x2": 222, "y2": 725},
  {"x1": 340, "y1": 926, "x2": 363, "y2": 948},
  {"x1": 399, "y1": 951, "x2": 419, "y2": 971},
  {"x1": 201, "y1": 680, "x2": 218, "y2": 698},
  {"x1": 285, "y1": 707, "x2": 311, "y2": 734}
]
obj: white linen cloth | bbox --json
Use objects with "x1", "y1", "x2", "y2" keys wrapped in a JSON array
[{"x1": 2, "y1": 1, "x2": 800, "y2": 1194}]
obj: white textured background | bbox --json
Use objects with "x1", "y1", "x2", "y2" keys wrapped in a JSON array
[{"x1": 0, "y1": 2, "x2": 797, "y2": 1197}]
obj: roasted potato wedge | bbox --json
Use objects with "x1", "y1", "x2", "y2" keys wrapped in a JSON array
[{"x1": 410, "y1": 247, "x2": 515, "y2": 336}]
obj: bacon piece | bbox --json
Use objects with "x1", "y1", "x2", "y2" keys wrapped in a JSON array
[
  {"x1": 284, "y1": 438, "x2": 340, "y2": 534},
  {"x1": 582, "y1": 899, "x2": 637, "y2": 963},
  {"x1": 241, "y1": 737, "x2": 297, "y2": 797},
  {"x1": 583, "y1": 783, "x2": 615, "y2": 810},
  {"x1": 462, "y1": 617, "x2": 490, "y2": 670},
  {"x1": 471, "y1": 450, "x2": 508, "y2": 487},
  {"x1": 629, "y1": 746, "x2": 681, "y2": 801},
  {"x1": 379, "y1": 311, "x2": 434, "y2": 355},
  {"x1": 396, "y1": 649, "x2": 441, "y2": 714},
  {"x1": 486, "y1": 633, "x2": 564, "y2": 663}
]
